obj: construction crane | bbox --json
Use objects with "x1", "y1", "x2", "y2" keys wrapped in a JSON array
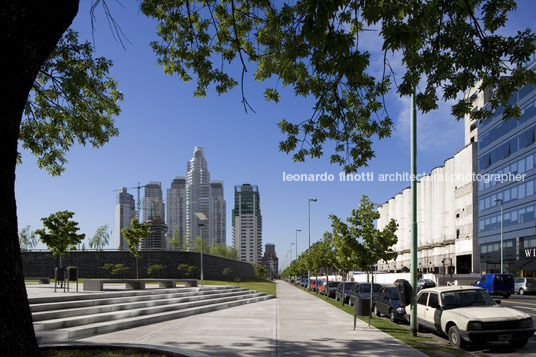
[{"x1": 113, "y1": 183, "x2": 147, "y2": 221}]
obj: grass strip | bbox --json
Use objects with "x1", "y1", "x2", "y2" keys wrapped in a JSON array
[
  {"x1": 296, "y1": 285, "x2": 466, "y2": 357},
  {"x1": 203, "y1": 278, "x2": 276, "y2": 296}
]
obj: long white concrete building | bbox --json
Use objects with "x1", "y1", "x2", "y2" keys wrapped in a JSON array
[{"x1": 377, "y1": 142, "x2": 479, "y2": 275}]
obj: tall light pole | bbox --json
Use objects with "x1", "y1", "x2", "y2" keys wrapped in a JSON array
[
  {"x1": 295, "y1": 229, "x2": 301, "y2": 263},
  {"x1": 495, "y1": 199, "x2": 504, "y2": 274},
  {"x1": 195, "y1": 212, "x2": 207, "y2": 287},
  {"x1": 290, "y1": 242, "x2": 295, "y2": 262},
  {"x1": 308, "y1": 198, "x2": 317, "y2": 289},
  {"x1": 410, "y1": 87, "x2": 418, "y2": 337}
]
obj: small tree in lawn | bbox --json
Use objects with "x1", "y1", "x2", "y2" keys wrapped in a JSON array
[
  {"x1": 35, "y1": 210, "x2": 85, "y2": 269},
  {"x1": 177, "y1": 264, "x2": 197, "y2": 279},
  {"x1": 121, "y1": 218, "x2": 151, "y2": 279},
  {"x1": 101, "y1": 263, "x2": 115, "y2": 279},
  {"x1": 111, "y1": 264, "x2": 130, "y2": 279},
  {"x1": 252, "y1": 264, "x2": 266, "y2": 280},
  {"x1": 148, "y1": 264, "x2": 166, "y2": 279},
  {"x1": 331, "y1": 195, "x2": 398, "y2": 326}
]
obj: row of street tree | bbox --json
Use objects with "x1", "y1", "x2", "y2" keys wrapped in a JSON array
[{"x1": 281, "y1": 196, "x2": 398, "y2": 287}]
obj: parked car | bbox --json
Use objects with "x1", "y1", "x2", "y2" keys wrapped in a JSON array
[
  {"x1": 318, "y1": 281, "x2": 326, "y2": 294},
  {"x1": 405, "y1": 286, "x2": 534, "y2": 348},
  {"x1": 335, "y1": 282, "x2": 356, "y2": 304},
  {"x1": 515, "y1": 277, "x2": 536, "y2": 295},
  {"x1": 373, "y1": 286, "x2": 405, "y2": 322},
  {"x1": 416, "y1": 279, "x2": 436, "y2": 291},
  {"x1": 322, "y1": 281, "x2": 340, "y2": 298},
  {"x1": 348, "y1": 283, "x2": 383, "y2": 306},
  {"x1": 475, "y1": 273, "x2": 514, "y2": 298},
  {"x1": 310, "y1": 280, "x2": 317, "y2": 291}
]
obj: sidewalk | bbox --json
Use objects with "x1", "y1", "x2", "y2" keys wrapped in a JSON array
[{"x1": 74, "y1": 281, "x2": 425, "y2": 356}]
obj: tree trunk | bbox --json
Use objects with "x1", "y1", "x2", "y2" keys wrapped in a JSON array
[{"x1": 0, "y1": 2, "x2": 79, "y2": 355}]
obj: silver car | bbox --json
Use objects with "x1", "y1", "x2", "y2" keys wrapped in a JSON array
[{"x1": 515, "y1": 277, "x2": 536, "y2": 295}]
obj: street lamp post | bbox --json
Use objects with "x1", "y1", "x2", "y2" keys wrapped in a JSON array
[
  {"x1": 495, "y1": 199, "x2": 504, "y2": 274},
  {"x1": 195, "y1": 212, "x2": 207, "y2": 287},
  {"x1": 290, "y1": 242, "x2": 295, "y2": 262},
  {"x1": 295, "y1": 229, "x2": 301, "y2": 265},
  {"x1": 308, "y1": 198, "x2": 317, "y2": 289}
]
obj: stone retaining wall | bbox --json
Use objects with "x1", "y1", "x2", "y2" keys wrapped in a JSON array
[{"x1": 21, "y1": 251, "x2": 254, "y2": 279}]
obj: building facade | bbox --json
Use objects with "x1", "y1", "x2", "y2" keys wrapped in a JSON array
[
  {"x1": 115, "y1": 188, "x2": 137, "y2": 250},
  {"x1": 166, "y1": 177, "x2": 186, "y2": 250},
  {"x1": 184, "y1": 146, "x2": 226, "y2": 248},
  {"x1": 143, "y1": 182, "x2": 165, "y2": 223},
  {"x1": 377, "y1": 143, "x2": 479, "y2": 274},
  {"x1": 210, "y1": 181, "x2": 226, "y2": 245},
  {"x1": 185, "y1": 147, "x2": 211, "y2": 246},
  {"x1": 142, "y1": 182, "x2": 166, "y2": 250},
  {"x1": 476, "y1": 64, "x2": 536, "y2": 274},
  {"x1": 260, "y1": 243, "x2": 278, "y2": 279},
  {"x1": 232, "y1": 184, "x2": 262, "y2": 264}
]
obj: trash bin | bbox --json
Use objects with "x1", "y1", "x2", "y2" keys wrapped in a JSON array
[
  {"x1": 55, "y1": 267, "x2": 65, "y2": 281},
  {"x1": 354, "y1": 296, "x2": 370, "y2": 316},
  {"x1": 67, "y1": 267, "x2": 78, "y2": 281}
]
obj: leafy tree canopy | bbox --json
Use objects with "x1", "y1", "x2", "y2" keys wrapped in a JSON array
[
  {"x1": 89, "y1": 224, "x2": 111, "y2": 251},
  {"x1": 121, "y1": 218, "x2": 151, "y2": 258},
  {"x1": 331, "y1": 196, "x2": 398, "y2": 271},
  {"x1": 141, "y1": 0, "x2": 536, "y2": 172},
  {"x1": 21, "y1": 29, "x2": 122, "y2": 176},
  {"x1": 35, "y1": 210, "x2": 85, "y2": 258}
]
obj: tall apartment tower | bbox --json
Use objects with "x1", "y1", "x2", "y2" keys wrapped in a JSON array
[
  {"x1": 185, "y1": 147, "x2": 211, "y2": 246},
  {"x1": 232, "y1": 184, "x2": 262, "y2": 263},
  {"x1": 166, "y1": 177, "x2": 186, "y2": 250},
  {"x1": 143, "y1": 182, "x2": 165, "y2": 223},
  {"x1": 210, "y1": 181, "x2": 226, "y2": 245},
  {"x1": 142, "y1": 182, "x2": 166, "y2": 250},
  {"x1": 115, "y1": 188, "x2": 136, "y2": 250}
]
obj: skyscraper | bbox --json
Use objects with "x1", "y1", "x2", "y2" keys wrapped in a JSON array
[
  {"x1": 185, "y1": 147, "x2": 211, "y2": 246},
  {"x1": 261, "y1": 243, "x2": 278, "y2": 279},
  {"x1": 143, "y1": 182, "x2": 165, "y2": 223},
  {"x1": 115, "y1": 188, "x2": 136, "y2": 250},
  {"x1": 142, "y1": 182, "x2": 166, "y2": 250},
  {"x1": 167, "y1": 177, "x2": 186, "y2": 250},
  {"x1": 210, "y1": 181, "x2": 226, "y2": 245},
  {"x1": 232, "y1": 184, "x2": 262, "y2": 263}
]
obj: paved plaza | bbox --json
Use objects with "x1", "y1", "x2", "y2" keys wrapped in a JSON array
[{"x1": 32, "y1": 281, "x2": 426, "y2": 356}]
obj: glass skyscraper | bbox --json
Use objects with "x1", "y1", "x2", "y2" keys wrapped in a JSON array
[{"x1": 477, "y1": 58, "x2": 536, "y2": 273}]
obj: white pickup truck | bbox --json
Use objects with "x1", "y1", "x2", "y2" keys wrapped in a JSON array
[{"x1": 406, "y1": 286, "x2": 534, "y2": 348}]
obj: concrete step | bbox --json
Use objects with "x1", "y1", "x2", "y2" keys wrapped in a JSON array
[
  {"x1": 36, "y1": 294, "x2": 274, "y2": 344},
  {"x1": 31, "y1": 287, "x2": 248, "y2": 313},
  {"x1": 32, "y1": 289, "x2": 255, "y2": 322},
  {"x1": 29, "y1": 285, "x2": 238, "y2": 306},
  {"x1": 34, "y1": 291, "x2": 264, "y2": 331}
]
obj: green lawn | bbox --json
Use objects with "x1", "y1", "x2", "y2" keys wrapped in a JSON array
[
  {"x1": 203, "y1": 278, "x2": 276, "y2": 296},
  {"x1": 297, "y1": 286, "x2": 466, "y2": 357}
]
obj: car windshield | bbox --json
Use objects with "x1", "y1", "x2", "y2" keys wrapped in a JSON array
[
  {"x1": 441, "y1": 289, "x2": 496, "y2": 309},
  {"x1": 359, "y1": 283, "x2": 382, "y2": 293},
  {"x1": 328, "y1": 282, "x2": 339, "y2": 287},
  {"x1": 344, "y1": 282, "x2": 355, "y2": 287}
]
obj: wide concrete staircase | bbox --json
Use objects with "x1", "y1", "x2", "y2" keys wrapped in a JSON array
[{"x1": 31, "y1": 285, "x2": 274, "y2": 344}]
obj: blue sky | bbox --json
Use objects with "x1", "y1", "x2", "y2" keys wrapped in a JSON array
[{"x1": 15, "y1": 1, "x2": 534, "y2": 269}]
